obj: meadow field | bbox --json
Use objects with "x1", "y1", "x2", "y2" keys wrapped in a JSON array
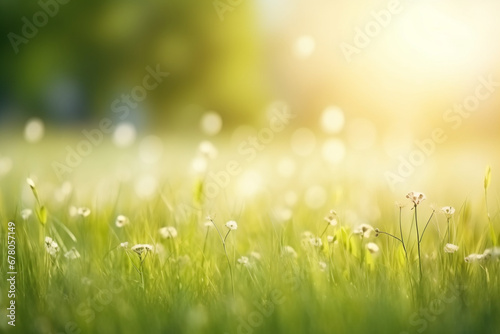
[
  {"x1": 2, "y1": 1, "x2": 500, "y2": 333},
  {"x1": 1, "y1": 124, "x2": 499, "y2": 334}
]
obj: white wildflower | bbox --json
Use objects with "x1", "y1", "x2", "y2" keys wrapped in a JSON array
[
  {"x1": 324, "y1": 209, "x2": 338, "y2": 226},
  {"x1": 353, "y1": 224, "x2": 374, "y2": 238},
  {"x1": 225, "y1": 220, "x2": 238, "y2": 230},
  {"x1": 120, "y1": 242, "x2": 129, "y2": 249},
  {"x1": 131, "y1": 244, "x2": 154, "y2": 255},
  {"x1": 441, "y1": 206, "x2": 455, "y2": 219},
  {"x1": 395, "y1": 201, "x2": 406, "y2": 209},
  {"x1": 327, "y1": 235, "x2": 336, "y2": 244},
  {"x1": 444, "y1": 243, "x2": 459, "y2": 253},
  {"x1": 44, "y1": 236, "x2": 59, "y2": 257},
  {"x1": 406, "y1": 191, "x2": 426, "y2": 206},
  {"x1": 77, "y1": 207, "x2": 91, "y2": 217},
  {"x1": 21, "y1": 209, "x2": 32, "y2": 220},
  {"x1": 310, "y1": 237, "x2": 323, "y2": 247},
  {"x1": 26, "y1": 178, "x2": 36, "y2": 189},
  {"x1": 366, "y1": 242, "x2": 380, "y2": 254},
  {"x1": 464, "y1": 253, "x2": 487, "y2": 263},
  {"x1": 483, "y1": 247, "x2": 500, "y2": 259},
  {"x1": 64, "y1": 248, "x2": 80, "y2": 260},
  {"x1": 115, "y1": 215, "x2": 129, "y2": 228},
  {"x1": 283, "y1": 246, "x2": 297, "y2": 258},
  {"x1": 302, "y1": 231, "x2": 314, "y2": 239},
  {"x1": 159, "y1": 226, "x2": 178, "y2": 239},
  {"x1": 237, "y1": 256, "x2": 250, "y2": 266},
  {"x1": 319, "y1": 261, "x2": 327, "y2": 271},
  {"x1": 250, "y1": 252, "x2": 261, "y2": 260}
]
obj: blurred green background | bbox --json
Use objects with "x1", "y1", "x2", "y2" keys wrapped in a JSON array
[
  {"x1": 1, "y1": 0, "x2": 500, "y2": 195},
  {"x1": 0, "y1": 0, "x2": 268, "y2": 127}
]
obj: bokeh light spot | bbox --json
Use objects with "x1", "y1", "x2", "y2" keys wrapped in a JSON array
[
  {"x1": 321, "y1": 106, "x2": 345, "y2": 134},
  {"x1": 293, "y1": 35, "x2": 315, "y2": 59},
  {"x1": 321, "y1": 139, "x2": 346, "y2": 164},
  {"x1": 139, "y1": 135, "x2": 164, "y2": 164},
  {"x1": 291, "y1": 128, "x2": 316, "y2": 157},
  {"x1": 305, "y1": 185, "x2": 327, "y2": 209},
  {"x1": 113, "y1": 123, "x2": 136, "y2": 148},
  {"x1": 347, "y1": 118, "x2": 377, "y2": 150},
  {"x1": 200, "y1": 111, "x2": 223, "y2": 136},
  {"x1": 24, "y1": 118, "x2": 45, "y2": 143}
]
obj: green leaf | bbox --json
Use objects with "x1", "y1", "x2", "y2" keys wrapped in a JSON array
[
  {"x1": 36, "y1": 205, "x2": 47, "y2": 225},
  {"x1": 490, "y1": 223, "x2": 497, "y2": 246},
  {"x1": 484, "y1": 165, "x2": 491, "y2": 190},
  {"x1": 397, "y1": 244, "x2": 407, "y2": 267},
  {"x1": 193, "y1": 178, "x2": 204, "y2": 205},
  {"x1": 337, "y1": 227, "x2": 349, "y2": 249}
]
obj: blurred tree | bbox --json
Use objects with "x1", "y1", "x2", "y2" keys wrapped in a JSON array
[{"x1": 0, "y1": 0, "x2": 268, "y2": 127}]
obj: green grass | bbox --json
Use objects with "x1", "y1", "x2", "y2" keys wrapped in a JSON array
[{"x1": 0, "y1": 136, "x2": 499, "y2": 334}]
